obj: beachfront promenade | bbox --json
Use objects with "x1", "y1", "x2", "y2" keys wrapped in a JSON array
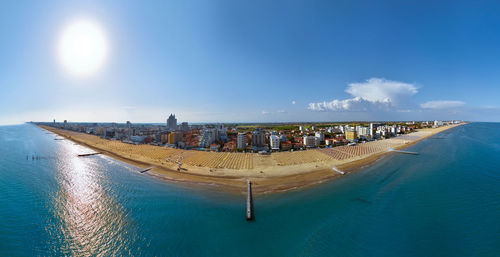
[{"x1": 39, "y1": 124, "x2": 461, "y2": 193}]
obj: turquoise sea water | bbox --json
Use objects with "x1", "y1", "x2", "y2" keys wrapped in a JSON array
[{"x1": 0, "y1": 123, "x2": 499, "y2": 256}]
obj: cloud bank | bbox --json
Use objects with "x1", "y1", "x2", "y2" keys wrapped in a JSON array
[
  {"x1": 308, "y1": 78, "x2": 418, "y2": 111},
  {"x1": 420, "y1": 100, "x2": 465, "y2": 109},
  {"x1": 308, "y1": 97, "x2": 391, "y2": 112},
  {"x1": 308, "y1": 77, "x2": 466, "y2": 116}
]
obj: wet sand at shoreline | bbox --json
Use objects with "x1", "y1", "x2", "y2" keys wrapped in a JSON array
[{"x1": 39, "y1": 124, "x2": 463, "y2": 194}]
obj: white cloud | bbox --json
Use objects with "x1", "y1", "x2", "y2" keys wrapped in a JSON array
[
  {"x1": 346, "y1": 78, "x2": 418, "y2": 105},
  {"x1": 420, "y1": 100, "x2": 465, "y2": 109},
  {"x1": 277, "y1": 110, "x2": 286, "y2": 113},
  {"x1": 291, "y1": 101, "x2": 296, "y2": 105},
  {"x1": 261, "y1": 110, "x2": 270, "y2": 115},
  {"x1": 308, "y1": 78, "x2": 418, "y2": 112},
  {"x1": 308, "y1": 97, "x2": 391, "y2": 112}
]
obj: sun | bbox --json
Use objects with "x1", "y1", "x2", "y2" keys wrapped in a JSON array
[{"x1": 58, "y1": 19, "x2": 109, "y2": 77}]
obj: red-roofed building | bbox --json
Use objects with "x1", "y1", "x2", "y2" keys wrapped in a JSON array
[
  {"x1": 281, "y1": 141, "x2": 292, "y2": 151},
  {"x1": 210, "y1": 143, "x2": 220, "y2": 152},
  {"x1": 325, "y1": 139, "x2": 335, "y2": 146},
  {"x1": 223, "y1": 141, "x2": 236, "y2": 152}
]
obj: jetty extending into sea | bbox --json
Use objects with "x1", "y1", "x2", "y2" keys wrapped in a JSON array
[
  {"x1": 388, "y1": 148, "x2": 419, "y2": 155},
  {"x1": 139, "y1": 167, "x2": 153, "y2": 173},
  {"x1": 77, "y1": 152, "x2": 101, "y2": 157},
  {"x1": 246, "y1": 180, "x2": 254, "y2": 221}
]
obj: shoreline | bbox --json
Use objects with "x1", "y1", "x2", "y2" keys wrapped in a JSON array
[{"x1": 38, "y1": 123, "x2": 464, "y2": 195}]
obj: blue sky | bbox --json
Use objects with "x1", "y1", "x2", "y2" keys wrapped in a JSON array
[{"x1": 1, "y1": 0, "x2": 500, "y2": 124}]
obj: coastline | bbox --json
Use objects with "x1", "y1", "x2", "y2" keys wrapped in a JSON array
[{"x1": 38, "y1": 123, "x2": 464, "y2": 194}]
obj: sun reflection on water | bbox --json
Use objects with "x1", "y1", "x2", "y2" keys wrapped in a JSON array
[{"x1": 52, "y1": 142, "x2": 134, "y2": 255}]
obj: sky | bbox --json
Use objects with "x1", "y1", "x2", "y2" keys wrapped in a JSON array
[{"x1": 1, "y1": 0, "x2": 500, "y2": 124}]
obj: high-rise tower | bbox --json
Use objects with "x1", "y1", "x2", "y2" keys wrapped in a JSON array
[{"x1": 167, "y1": 114, "x2": 177, "y2": 131}]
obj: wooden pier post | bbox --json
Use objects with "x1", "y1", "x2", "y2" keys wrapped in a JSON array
[{"x1": 246, "y1": 180, "x2": 254, "y2": 221}]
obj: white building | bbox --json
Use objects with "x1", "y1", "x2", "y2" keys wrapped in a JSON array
[
  {"x1": 315, "y1": 131, "x2": 325, "y2": 142},
  {"x1": 199, "y1": 128, "x2": 217, "y2": 148},
  {"x1": 270, "y1": 135, "x2": 280, "y2": 151},
  {"x1": 303, "y1": 136, "x2": 316, "y2": 148},
  {"x1": 327, "y1": 127, "x2": 342, "y2": 133},
  {"x1": 434, "y1": 120, "x2": 443, "y2": 127},
  {"x1": 237, "y1": 133, "x2": 247, "y2": 149},
  {"x1": 356, "y1": 126, "x2": 370, "y2": 138}
]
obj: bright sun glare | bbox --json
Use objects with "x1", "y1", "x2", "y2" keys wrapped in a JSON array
[{"x1": 58, "y1": 19, "x2": 109, "y2": 77}]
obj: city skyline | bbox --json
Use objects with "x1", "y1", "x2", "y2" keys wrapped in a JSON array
[
  {"x1": 38, "y1": 118, "x2": 455, "y2": 155},
  {"x1": 41, "y1": 116, "x2": 461, "y2": 125},
  {"x1": 2, "y1": 0, "x2": 500, "y2": 125}
]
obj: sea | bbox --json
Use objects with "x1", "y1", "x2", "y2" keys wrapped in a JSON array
[{"x1": 0, "y1": 123, "x2": 499, "y2": 256}]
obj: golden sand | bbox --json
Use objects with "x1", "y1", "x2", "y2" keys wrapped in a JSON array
[{"x1": 40, "y1": 124, "x2": 463, "y2": 194}]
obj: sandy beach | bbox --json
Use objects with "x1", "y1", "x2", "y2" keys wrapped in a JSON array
[{"x1": 39, "y1": 124, "x2": 463, "y2": 194}]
